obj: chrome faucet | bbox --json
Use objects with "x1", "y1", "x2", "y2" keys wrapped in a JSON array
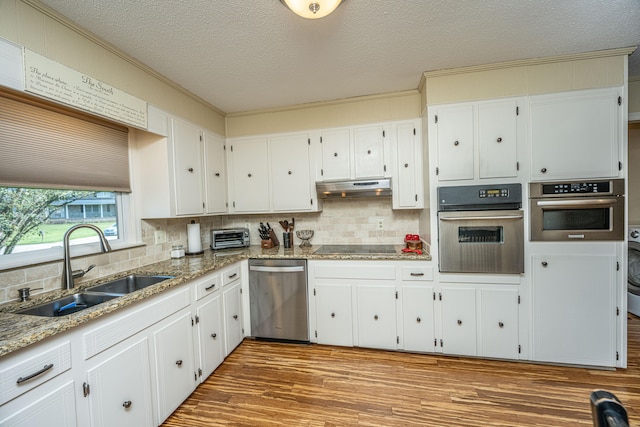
[{"x1": 62, "y1": 224, "x2": 112, "y2": 290}]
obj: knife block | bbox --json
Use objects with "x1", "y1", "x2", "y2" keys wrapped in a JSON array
[{"x1": 261, "y1": 229, "x2": 280, "y2": 249}]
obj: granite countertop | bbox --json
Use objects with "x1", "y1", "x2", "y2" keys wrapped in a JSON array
[{"x1": 0, "y1": 245, "x2": 431, "y2": 357}]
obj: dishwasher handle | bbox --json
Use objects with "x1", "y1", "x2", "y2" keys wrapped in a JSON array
[{"x1": 249, "y1": 265, "x2": 305, "y2": 273}]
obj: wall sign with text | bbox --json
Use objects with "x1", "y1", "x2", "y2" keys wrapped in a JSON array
[{"x1": 24, "y1": 49, "x2": 147, "y2": 128}]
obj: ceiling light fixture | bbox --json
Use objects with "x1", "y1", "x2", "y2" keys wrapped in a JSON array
[{"x1": 280, "y1": 0, "x2": 344, "y2": 19}]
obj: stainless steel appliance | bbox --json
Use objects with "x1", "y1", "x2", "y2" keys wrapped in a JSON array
[
  {"x1": 627, "y1": 226, "x2": 640, "y2": 316},
  {"x1": 313, "y1": 244, "x2": 397, "y2": 255},
  {"x1": 210, "y1": 228, "x2": 250, "y2": 250},
  {"x1": 529, "y1": 179, "x2": 624, "y2": 241},
  {"x1": 316, "y1": 178, "x2": 392, "y2": 199},
  {"x1": 437, "y1": 183, "x2": 524, "y2": 274},
  {"x1": 249, "y1": 259, "x2": 309, "y2": 342}
]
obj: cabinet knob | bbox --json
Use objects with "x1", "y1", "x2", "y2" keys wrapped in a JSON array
[
  {"x1": 247, "y1": 173, "x2": 252, "y2": 178},
  {"x1": 541, "y1": 261, "x2": 548, "y2": 267},
  {"x1": 541, "y1": 168, "x2": 547, "y2": 173},
  {"x1": 416, "y1": 317, "x2": 421, "y2": 323},
  {"x1": 211, "y1": 333, "x2": 217, "y2": 339},
  {"x1": 404, "y1": 163, "x2": 409, "y2": 168},
  {"x1": 457, "y1": 319, "x2": 462, "y2": 326},
  {"x1": 176, "y1": 360, "x2": 183, "y2": 366},
  {"x1": 233, "y1": 314, "x2": 238, "y2": 320},
  {"x1": 374, "y1": 314, "x2": 379, "y2": 320},
  {"x1": 498, "y1": 322, "x2": 504, "y2": 328},
  {"x1": 215, "y1": 172, "x2": 220, "y2": 177},
  {"x1": 497, "y1": 137, "x2": 502, "y2": 143},
  {"x1": 331, "y1": 312, "x2": 335, "y2": 318},
  {"x1": 334, "y1": 152, "x2": 338, "y2": 157},
  {"x1": 367, "y1": 149, "x2": 371, "y2": 154},
  {"x1": 454, "y1": 140, "x2": 459, "y2": 146},
  {"x1": 288, "y1": 170, "x2": 292, "y2": 175},
  {"x1": 123, "y1": 401, "x2": 132, "y2": 409},
  {"x1": 188, "y1": 167, "x2": 194, "y2": 173}
]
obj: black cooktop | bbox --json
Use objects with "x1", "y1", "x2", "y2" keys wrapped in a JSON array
[{"x1": 314, "y1": 244, "x2": 397, "y2": 255}]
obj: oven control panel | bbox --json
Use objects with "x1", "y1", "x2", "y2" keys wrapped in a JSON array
[
  {"x1": 479, "y1": 188, "x2": 510, "y2": 198},
  {"x1": 542, "y1": 181, "x2": 611, "y2": 195}
]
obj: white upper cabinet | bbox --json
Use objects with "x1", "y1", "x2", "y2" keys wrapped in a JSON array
[
  {"x1": 320, "y1": 124, "x2": 389, "y2": 181},
  {"x1": 270, "y1": 133, "x2": 314, "y2": 212},
  {"x1": 392, "y1": 120, "x2": 424, "y2": 209},
  {"x1": 203, "y1": 130, "x2": 227, "y2": 214},
  {"x1": 228, "y1": 137, "x2": 271, "y2": 213},
  {"x1": 320, "y1": 128, "x2": 352, "y2": 181},
  {"x1": 529, "y1": 87, "x2": 621, "y2": 180},
  {"x1": 353, "y1": 124, "x2": 386, "y2": 178},
  {"x1": 171, "y1": 117, "x2": 205, "y2": 216},
  {"x1": 430, "y1": 98, "x2": 522, "y2": 182}
]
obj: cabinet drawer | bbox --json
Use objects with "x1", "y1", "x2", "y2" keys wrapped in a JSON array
[
  {"x1": 400, "y1": 265, "x2": 434, "y2": 281},
  {"x1": 222, "y1": 265, "x2": 241, "y2": 286},
  {"x1": 0, "y1": 340, "x2": 71, "y2": 405},
  {"x1": 194, "y1": 271, "x2": 221, "y2": 300},
  {"x1": 314, "y1": 264, "x2": 395, "y2": 280}
]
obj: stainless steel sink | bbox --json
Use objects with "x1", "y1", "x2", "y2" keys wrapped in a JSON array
[
  {"x1": 86, "y1": 274, "x2": 174, "y2": 295},
  {"x1": 17, "y1": 292, "x2": 119, "y2": 317}
]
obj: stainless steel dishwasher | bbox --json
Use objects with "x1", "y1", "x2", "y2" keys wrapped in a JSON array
[{"x1": 248, "y1": 259, "x2": 309, "y2": 342}]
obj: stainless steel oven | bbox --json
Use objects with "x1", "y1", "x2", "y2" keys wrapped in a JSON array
[
  {"x1": 529, "y1": 179, "x2": 624, "y2": 241},
  {"x1": 438, "y1": 184, "x2": 524, "y2": 274}
]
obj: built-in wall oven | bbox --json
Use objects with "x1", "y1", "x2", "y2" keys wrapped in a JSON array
[
  {"x1": 529, "y1": 179, "x2": 624, "y2": 241},
  {"x1": 438, "y1": 183, "x2": 524, "y2": 274}
]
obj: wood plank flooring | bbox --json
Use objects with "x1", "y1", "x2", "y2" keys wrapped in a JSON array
[{"x1": 163, "y1": 314, "x2": 640, "y2": 426}]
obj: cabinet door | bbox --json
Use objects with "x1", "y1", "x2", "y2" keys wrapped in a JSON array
[
  {"x1": 479, "y1": 288, "x2": 519, "y2": 359},
  {"x1": 229, "y1": 137, "x2": 270, "y2": 212},
  {"x1": 153, "y1": 312, "x2": 196, "y2": 423},
  {"x1": 440, "y1": 287, "x2": 477, "y2": 356},
  {"x1": 203, "y1": 130, "x2": 227, "y2": 214},
  {"x1": 401, "y1": 286, "x2": 435, "y2": 352},
  {"x1": 435, "y1": 104, "x2": 474, "y2": 181},
  {"x1": 223, "y1": 282, "x2": 244, "y2": 356},
  {"x1": 356, "y1": 284, "x2": 397, "y2": 350},
  {"x1": 195, "y1": 294, "x2": 225, "y2": 381},
  {"x1": 171, "y1": 118, "x2": 204, "y2": 216},
  {"x1": 320, "y1": 128, "x2": 351, "y2": 181},
  {"x1": 394, "y1": 121, "x2": 423, "y2": 209},
  {"x1": 532, "y1": 254, "x2": 616, "y2": 366},
  {"x1": 478, "y1": 100, "x2": 518, "y2": 179},
  {"x1": 86, "y1": 337, "x2": 153, "y2": 427},
  {"x1": 0, "y1": 381, "x2": 76, "y2": 427},
  {"x1": 270, "y1": 134, "x2": 313, "y2": 211},
  {"x1": 353, "y1": 125, "x2": 385, "y2": 178},
  {"x1": 315, "y1": 283, "x2": 353, "y2": 346},
  {"x1": 530, "y1": 88, "x2": 620, "y2": 180}
]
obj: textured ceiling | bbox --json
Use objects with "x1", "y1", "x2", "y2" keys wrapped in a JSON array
[{"x1": 37, "y1": 0, "x2": 640, "y2": 114}]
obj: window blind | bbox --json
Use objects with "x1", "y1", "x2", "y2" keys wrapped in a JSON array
[{"x1": 0, "y1": 89, "x2": 131, "y2": 192}]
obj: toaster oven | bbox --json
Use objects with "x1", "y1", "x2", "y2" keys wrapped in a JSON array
[{"x1": 211, "y1": 228, "x2": 250, "y2": 250}]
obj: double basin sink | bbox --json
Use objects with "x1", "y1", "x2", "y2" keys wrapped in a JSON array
[{"x1": 17, "y1": 275, "x2": 174, "y2": 317}]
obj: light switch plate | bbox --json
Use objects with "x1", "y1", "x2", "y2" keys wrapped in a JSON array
[{"x1": 154, "y1": 230, "x2": 167, "y2": 244}]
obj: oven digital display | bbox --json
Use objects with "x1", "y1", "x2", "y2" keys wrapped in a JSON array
[
  {"x1": 479, "y1": 188, "x2": 509, "y2": 198},
  {"x1": 542, "y1": 181, "x2": 611, "y2": 194}
]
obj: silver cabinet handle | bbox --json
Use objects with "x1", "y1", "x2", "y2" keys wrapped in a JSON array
[
  {"x1": 176, "y1": 360, "x2": 183, "y2": 366},
  {"x1": 16, "y1": 363, "x2": 54, "y2": 384},
  {"x1": 205, "y1": 283, "x2": 216, "y2": 291},
  {"x1": 228, "y1": 273, "x2": 238, "y2": 279},
  {"x1": 457, "y1": 319, "x2": 462, "y2": 326},
  {"x1": 211, "y1": 333, "x2": 217, "y2": 339},
  {"x1": 410, "y1": 272, "x2": 424, "y2": 276},
  {"x1": 233, "y1": 314, "x2": 238, "y2": 320},
  {"x1": 498, "y1": 322, "x2": 504, "y2": 328},
  {"x1": 416, "y1": 317, "x2": 421, "y2": 323},
  {"x1": 249, "y1": 266, "x2": 304, "y2": 273},
  {"x1": 123, "y1": 401, "x2": 132, "y2": 409},
  {"x1": 536, "y1": 198, "x2": 617, "y2": 207},
  {"x1": 440, "y1": 215, "x2": 523, "y2": 221},
  {"x1": 374, "y1": 315, "x2": 379, "y2": 320}
]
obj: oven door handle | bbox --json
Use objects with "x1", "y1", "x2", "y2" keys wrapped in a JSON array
[
  {"x1": 249, "y1": 266, "x2": 305, "y2": 273},
  {"x1": 536, "y1": 198, "x2": 618, "y2": 207},
  {"x1": 440, "y1": 215, "x2": 523, "y2": 221}
]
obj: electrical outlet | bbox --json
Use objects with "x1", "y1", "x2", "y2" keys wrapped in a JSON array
[
  {"x1": 376, "y1": 218, "x2": 384, "y2": 230},
  {"x1": 244, "y1": 222, "x2": 251, "y2": 230},
  {"x1": 154, "y1": 230, "x2": 167, "y2": 244}
]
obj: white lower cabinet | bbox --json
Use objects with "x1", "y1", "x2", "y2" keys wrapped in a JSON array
[
  {"x1": 194, "y1": 294, "x2": 225, "y2": 381},
  {"x1": 223, "y1": 281, "x2": 244, "y2": 356},
  {"x1": 356, "y1": 284, "x2": 397, "y2": 350},
  {"x1": 314, "y1": 283, "x2": 353, "y2": 346},
  {"x1": 479, "y1": 288, "x2": 519, "y2": 359},
  {"x1": 439, "y1": 287, "x2": 477, "y2": 356},
  {"x1": 86, "y1": 337, "x2": 154, "y2": 427},
  {"x1": 401, "y1": 285, "x2": 435, "y2": 352},
  {"x1": 0, "y1": 380, "x2": 76, "y2": 427},
  {"x1": 153, "y1": 311, "x2": 196, "y2": 423}
]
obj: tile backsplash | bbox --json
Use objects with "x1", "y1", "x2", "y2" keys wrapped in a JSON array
[{"x1": 0, "y1": 198, "x2": 419, "y2": 304}]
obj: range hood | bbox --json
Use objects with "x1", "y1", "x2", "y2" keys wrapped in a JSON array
[{"x1": 316, "y1": 179, "x2": 392, "y2": 199}]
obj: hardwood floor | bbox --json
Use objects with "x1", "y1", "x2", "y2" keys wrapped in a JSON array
[{"x1": 163, "y1": 314, "x2": 640, "y2": 426}]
